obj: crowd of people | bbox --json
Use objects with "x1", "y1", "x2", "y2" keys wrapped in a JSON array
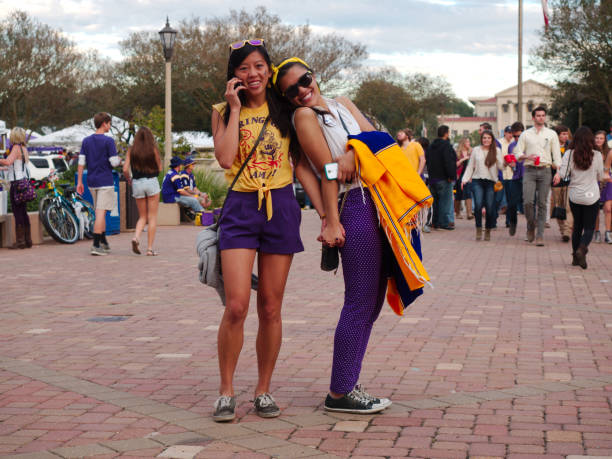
[{"x1": 412, "y1": 107, "x2": 612, "y2": 269}]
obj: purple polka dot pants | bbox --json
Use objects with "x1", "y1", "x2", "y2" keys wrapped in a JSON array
[{"x1": 330, "y1": 188, "x2": 387, "y2": 394}]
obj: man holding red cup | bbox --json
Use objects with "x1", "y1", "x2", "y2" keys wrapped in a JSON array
[{"x1": 513, "y1": 107, "x2": 562, "y2": 246}]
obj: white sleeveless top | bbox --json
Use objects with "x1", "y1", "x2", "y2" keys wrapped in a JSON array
[
  {"x1": 292, "y1": 97, "x2": 361, "y2": 193},
  {"x1": 8, "y1": 146, "x2": 28, "y2": 181}
]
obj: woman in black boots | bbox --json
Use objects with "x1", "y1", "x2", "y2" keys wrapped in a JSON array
[
  {"x1": 0, "y1": 127, "x2": 32, "y2": 249},
  {"x1": 553, "y1": 126, "x2": 605, "y2": 269}
]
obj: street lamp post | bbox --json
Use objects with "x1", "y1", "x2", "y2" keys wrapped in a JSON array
[
  {"x1": 518, "y1": 0, "x2": 523, "y2": 123},
  {"x1": 159, "y1": 17, "x2": 177, "y2": 170}
]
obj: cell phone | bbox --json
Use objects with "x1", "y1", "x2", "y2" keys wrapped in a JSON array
[
  {"x1": 324, "y1": 162, "x2": 338, "y2": 180},
  {"x1": 234, "y1": 81, "x2": 244, "y2": 90}
]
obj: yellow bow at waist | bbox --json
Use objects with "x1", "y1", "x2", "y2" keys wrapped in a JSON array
[{"x1": 257, "y1": 184, "x2": 273, "y2": 220}]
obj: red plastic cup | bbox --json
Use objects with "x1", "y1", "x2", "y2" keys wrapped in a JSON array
[
  {"x1": 504, "y1": 154, "x2": 516, "y2": 163},
  {"x1": 534, "y1": 156, "x2": 540, "y2": 166}
]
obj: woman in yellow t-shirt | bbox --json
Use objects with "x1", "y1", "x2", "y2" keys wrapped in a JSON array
[{"x1": 209, "y1": 39, "x2": 323, "y2": 423}]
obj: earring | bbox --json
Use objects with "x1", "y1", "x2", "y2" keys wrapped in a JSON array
[{"x1": 267, "y1": 81, "x2": 271, "y2": 88}]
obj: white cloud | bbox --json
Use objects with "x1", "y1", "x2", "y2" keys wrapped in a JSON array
[
  {"x1": 369, "y1": 51, "x2": 553, "y2": 100},
  {"x1": 0, "y1": 0, "x2": 552, "y2": 101}
]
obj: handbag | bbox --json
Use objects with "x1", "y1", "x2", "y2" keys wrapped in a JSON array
[
  {"x1": 12, "y1": 146, "x2": 35, "y2": 204},
  {"x1": 551, "y1": 150, "x2": 572, "y2": 220},
  {"x1": 196, "y1": 116, "x2": 270, "y2": 304}
]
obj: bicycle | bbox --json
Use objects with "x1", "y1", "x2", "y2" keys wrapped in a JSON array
[{"x1": 38, "y1": 171, "x2": 95, "y2": 243}]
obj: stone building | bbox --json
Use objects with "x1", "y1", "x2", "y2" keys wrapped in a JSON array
[{"x1": 437, "y1": 79, "x2": 553, "y2": 138}]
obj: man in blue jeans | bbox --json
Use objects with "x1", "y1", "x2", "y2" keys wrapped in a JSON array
[{"x1": 425, "y1": 125, "x2": 456, "y2": 230}]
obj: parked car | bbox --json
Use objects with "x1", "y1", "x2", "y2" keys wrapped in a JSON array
[{"x1": 27, "y1": 155, "x2": 69, "y2": 180}]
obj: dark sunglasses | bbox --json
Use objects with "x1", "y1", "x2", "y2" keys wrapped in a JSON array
[
  {"x1": 513, "y1": 133, "x2": 521, "y2": 138},
  {"x1": 283, "y1": 72, "x2": 313, "y2": 99}
]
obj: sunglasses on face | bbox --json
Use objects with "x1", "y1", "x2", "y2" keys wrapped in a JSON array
[
  {"x1": 229, "y1": 38, "x2": 265, "y2": 51},
  {"x1": 283, "y1": 72, "x2": 313, "y2": 99}
]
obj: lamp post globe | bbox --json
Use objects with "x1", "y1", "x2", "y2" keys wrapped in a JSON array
[
  {"x1": 159, "y1": 17, "x2": 177, "y2": 169},
  {"x1": 159, "y1": 17, "x2": 177, "y2": 62}
]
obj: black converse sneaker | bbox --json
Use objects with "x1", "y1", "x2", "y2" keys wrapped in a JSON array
[
  {"x1": 254, "y1": 393, "x2": 280, "y2": 418},
  {"x1": 324, "y1": 388, "x2": 386, "y2": 414},
  {"x1": 213, "y1": 395, "x2": 236, "y2": 422},
  {"x1": 354, "y1": 384, "x2": 392, "y2": 409}
]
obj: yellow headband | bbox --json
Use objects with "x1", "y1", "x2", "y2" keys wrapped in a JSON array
[{"x1": 271, "y1": 57, "x2": 311, "y2": 88}]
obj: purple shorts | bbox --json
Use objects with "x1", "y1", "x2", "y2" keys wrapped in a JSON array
[
  {"x1": 601, "y1": 182, "x2": 612, "y2": 203},
  {"x1": 219, "y1": 184, "x2": 304, "y2": 254}
]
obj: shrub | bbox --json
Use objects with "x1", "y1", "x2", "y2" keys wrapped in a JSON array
[{"x1": 193, "y1": 168, "x2": 227, "y2": 208}]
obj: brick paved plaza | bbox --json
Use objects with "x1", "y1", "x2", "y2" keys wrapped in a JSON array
[{"x1": 1, "y1": 211, "x2": 612, "y2": 458}]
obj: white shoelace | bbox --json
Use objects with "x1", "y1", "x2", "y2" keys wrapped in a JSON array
[
  {"x1": 354, "y1": 384, "x2": 377, "y2": 402},
  {"x1": 256, "y1": 393, "x2": 276, "y2": 408},
  {"x1": 214, "y1": 395, "x2": 233, "y2": 410},
  {"x1": 347, "y1": 388, "x2": 372, "y2": 405}
]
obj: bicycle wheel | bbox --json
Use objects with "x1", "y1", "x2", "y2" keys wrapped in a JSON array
[
  {"x1": 38, "y1": 193, "x2": 53, "y2": 217},
  {"x1": 44, "y1": 202, "x2": 79, "y2": 244},
  {"x1": 74, "y1": 196, "x2": 95, "y2": 239}
]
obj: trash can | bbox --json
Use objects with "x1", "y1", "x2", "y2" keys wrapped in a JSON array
[
  {"x1": 124, "y1": 180, "x2": 139, "y2": 229},
  {"x1": 76, "y1": 170, "x2": 121, "y2": 235}
]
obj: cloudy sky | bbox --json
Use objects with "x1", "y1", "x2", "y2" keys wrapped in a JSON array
[{"x1": 0, "y1": 0, "x2": 551, "y2": 102}]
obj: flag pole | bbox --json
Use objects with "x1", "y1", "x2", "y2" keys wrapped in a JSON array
[{"x1": 518, "y1": 0, "x2": 523, "y2": 123}]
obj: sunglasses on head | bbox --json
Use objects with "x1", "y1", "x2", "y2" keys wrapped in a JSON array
[
  {"x1": 229, "y1": 38, "x2": 265, "y2": 51},
  {"x1": 283, "y1": 72, "x2": 313, "y2": 99}
]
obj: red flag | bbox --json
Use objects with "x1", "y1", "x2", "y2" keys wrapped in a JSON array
[{"x1": 542, "y1": 0, "x2": 550, "y2": 28}]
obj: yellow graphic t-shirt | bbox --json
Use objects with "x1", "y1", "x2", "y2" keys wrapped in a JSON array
[{"x1": 212, "y1": 102, "x2": 293, "y2": 219}]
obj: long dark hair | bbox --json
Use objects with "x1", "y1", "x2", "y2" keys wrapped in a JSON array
[
  {"x1": 481, "y1": 130, "x2": 498, "y2": 168},
  {"x1": 222, "y1": 44, "x2": 291, "y2": 139},
  {"x1": 130, "y1": 127, "x2": 160, "y2": 175},
  {"x1": 274, "y1": 60, "x2": 333, "y2": 165},
  {"x1": 570, "y1": 126, "x2": 595, "y2": 171}
]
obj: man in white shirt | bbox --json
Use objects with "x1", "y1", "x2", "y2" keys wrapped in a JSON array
[{"x1": 513, "y1": 106, "x2": 562, "y2": 246}]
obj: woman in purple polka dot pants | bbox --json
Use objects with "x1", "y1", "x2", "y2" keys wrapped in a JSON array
[
  {"x1": 332, "y1": 188, "x2": 388, "y2": 395},
  {"x1": 274, "y1": 58, "x2": 392, "y2": 414}
]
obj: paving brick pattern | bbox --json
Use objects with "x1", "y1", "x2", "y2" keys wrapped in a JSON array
[{"x1": 1, "y1": 212, "x2": 611, "y2": 458}]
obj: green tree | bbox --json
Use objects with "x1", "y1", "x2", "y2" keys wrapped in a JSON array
[
  {"x1": 0, "y1": 11, "x2": 86, "y2": 130},
  {"x1": 353, "y1": 69, "x2": 417, "y2": 135},
  {"x1": 116, "y1": 7, "x2": 367, "y2": 133},
  {"x1": 353, "y1": 69, "x2": 468, "y2": 137},
  {"x1": 531, "y1": 0, "x2": 612, "y2": 128}
]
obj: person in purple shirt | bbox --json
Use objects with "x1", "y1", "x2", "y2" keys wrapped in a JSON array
[
  {"x1": 504, "y1": 122, "x2": 525, "y2": 236},
  {"x1": 77, "y1": 112, "x2": 121, "y2": 256}
]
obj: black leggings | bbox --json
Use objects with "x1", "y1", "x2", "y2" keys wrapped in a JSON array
[
  {"x1": 569, "y1": 200, "x2": 599, "y2": 252},
  {"x1": 9, "y1": 181, "x2": 30, "y2": 227}
]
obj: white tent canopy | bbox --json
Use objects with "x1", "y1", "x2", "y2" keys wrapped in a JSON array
[
  {"x1": 28, "y1": 115, "x2": 213, "y2": 150},
  {"x1": 175, "y1": 131, "x2": 213, "y2": 149},
  {"x1": 28, "y1": 115, "x2": 129, "y2": 150}
]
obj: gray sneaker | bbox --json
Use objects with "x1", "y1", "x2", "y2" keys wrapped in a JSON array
[
  {"x1": 213, "y1": 395, "x2": 236, "y2": 422},
  {"x1": 324, "y1": 388, "x2": 386, "y2": 414},
  {"x1": 354, "y1": 384, "x2": 392, "y2": 409},
  {"x1": 594, "y1": 231, "x2": 602, "y2": 243},
  {"x1": 91, "y1": 245, "x2": 108, "y2": 256},
  {"x1": 254, "y1": 393, "x2": 280, "y2": 418},
  {"x1": 101, "y1": 242, "x2": 111, "y2": 253},
  {"x1": 605, "y1": 231, "x2": 612, "y2": 244}
]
